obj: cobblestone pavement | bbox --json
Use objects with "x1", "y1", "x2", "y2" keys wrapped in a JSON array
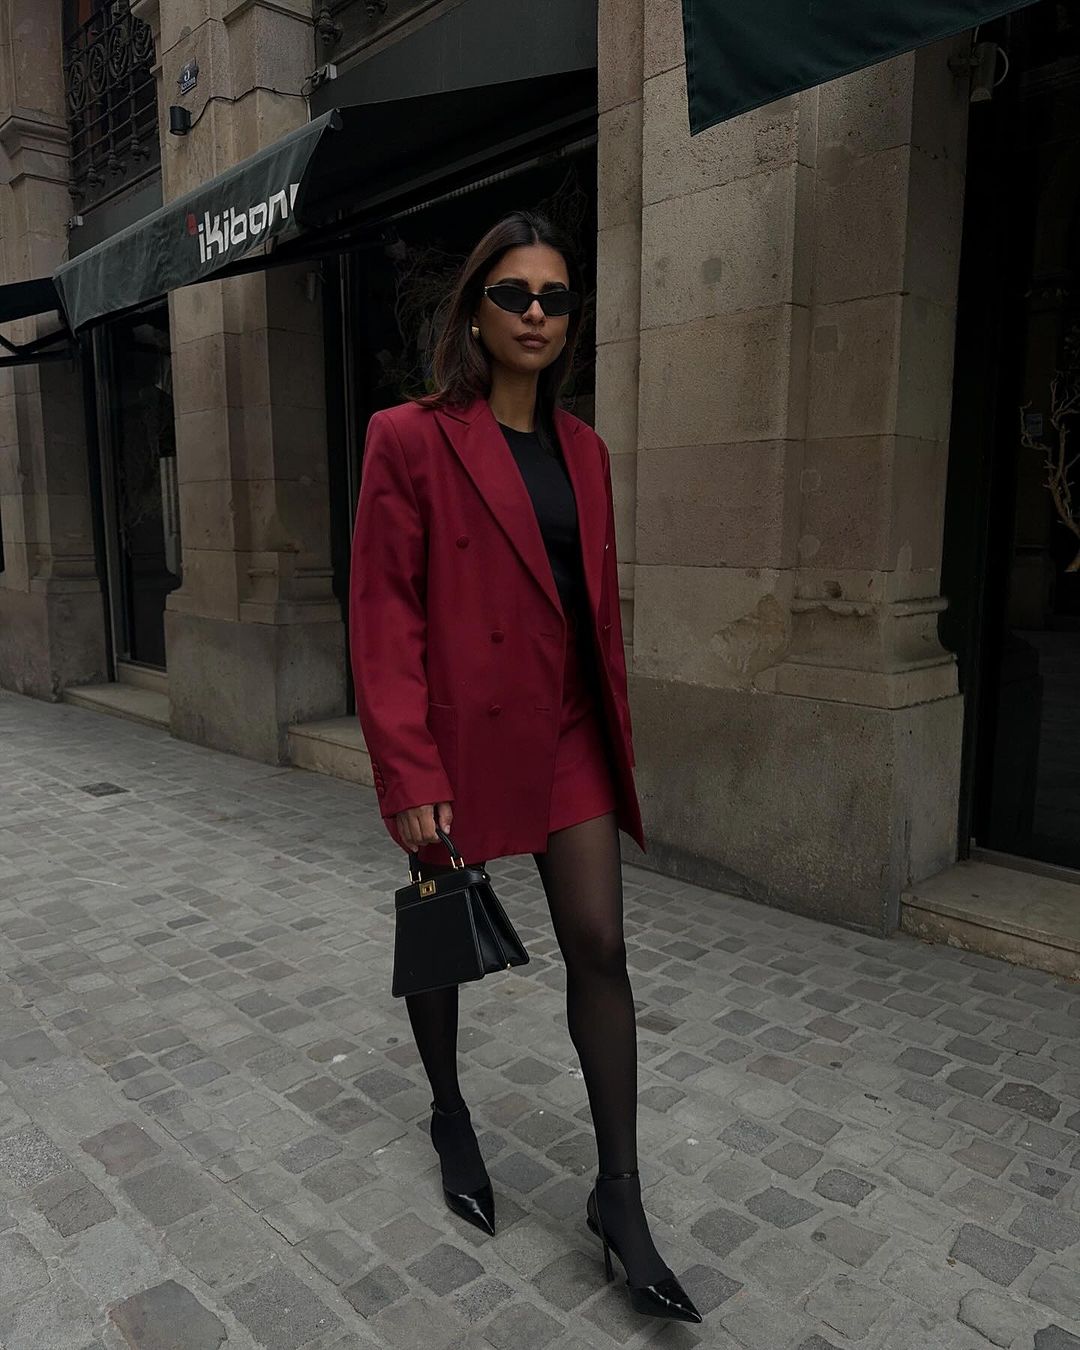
[{"x1": 1, "y1": 689, "x2": 1079, "y2": 1350}]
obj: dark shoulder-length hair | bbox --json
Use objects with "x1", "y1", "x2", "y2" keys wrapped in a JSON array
[{"x1": 412, "y1": 210, "x2": 586, "y2": 449}]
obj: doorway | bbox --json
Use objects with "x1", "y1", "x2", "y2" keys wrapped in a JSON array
[
  {"x1": 90, "y1": 303, "x2": 180, "y2": 670},
  {"x1": 325, "y1": 146, "x2": 598, "y2": 713},
  {"x1": 942, "y1": 0, "x2": 1080, "y2": 875}
]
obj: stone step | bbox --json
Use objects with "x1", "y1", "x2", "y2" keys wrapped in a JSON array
[
  {"x1": 62, "y1": 682, "x2": 170, "y2": 731},
  {"x1": 288, "y1": 715, "x2": 374, "y2": 788},
  {"x1": 901, "y1": 859, "x2": 1080, "y2": 981},
  {"x1": 115, "y1": 660, "x2": 169, "y2": 695}
]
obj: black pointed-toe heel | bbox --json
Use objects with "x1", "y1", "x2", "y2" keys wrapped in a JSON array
[
  {"x1": 429, "y1": 1101, "x2": 496, "y2": 1236},
  {"x1": 585, "y1": 1169, "x2": 702, "y2": 1324}
]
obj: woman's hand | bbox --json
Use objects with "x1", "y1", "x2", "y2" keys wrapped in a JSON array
[{"x1": 392, "y1": 800, "x2": 454, "y2": 852}]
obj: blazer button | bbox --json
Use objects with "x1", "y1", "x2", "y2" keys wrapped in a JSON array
[
  {"x1": 488, "y1": 704, "x2": 502, "y2": 716},
  {"x1": 456, "y1": 535, "x2": 469, "y2": 548},
  {"x1": 490, "y1": 630, "x2": 504, "y2": 643}
]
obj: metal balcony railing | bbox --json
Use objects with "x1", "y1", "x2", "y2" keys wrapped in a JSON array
[{"x1": 64, "y1": 1, "x2": 159, "y2": 210}]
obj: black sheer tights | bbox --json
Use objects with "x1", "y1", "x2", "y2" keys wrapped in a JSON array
[{"x1": 405, "y1": 814, "x2": 669, "y2": 1282}]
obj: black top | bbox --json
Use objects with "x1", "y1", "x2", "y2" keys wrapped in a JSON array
[{"x1": 497, "y1": 420, "x2": 587, "y2": 629}]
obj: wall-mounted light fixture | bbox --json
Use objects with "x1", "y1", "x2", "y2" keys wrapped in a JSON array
[
  {"x1": 168, "y1": 105, "x2": 192, "y2": 136},
  {"x1": 948, "y1": 40, "x2": 1009, "y2": 103}
]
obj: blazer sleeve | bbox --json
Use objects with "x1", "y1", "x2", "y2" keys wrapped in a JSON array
[
  {"x1": 348, "y1": 410, "x2": 454, "y2": 817},
  {"x1": 598, "y1": 434, "x2": 636, "y2": 769}
]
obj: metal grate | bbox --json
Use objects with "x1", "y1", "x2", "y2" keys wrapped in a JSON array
[{"x1": 64, "y1": 1, "x2": 159, "y2": 210}]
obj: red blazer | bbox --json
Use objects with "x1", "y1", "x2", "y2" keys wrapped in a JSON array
[{"x1": 348, "y1": 394, "x2": 645, "y2": 866}]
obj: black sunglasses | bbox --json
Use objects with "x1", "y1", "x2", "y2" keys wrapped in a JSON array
[{"x1": 482, "y1": 283, "x2": 579, "y2": 317}]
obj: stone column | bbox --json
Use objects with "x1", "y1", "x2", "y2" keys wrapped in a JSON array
[
  {"x1": 595, "y1": 0, "x2": 643, "y2": 687},
  {"x1": 0, "y1": 0, "x2": 107, "y2": 698},
  {"x1": 142, "y1": 0, "x2": 345, "y2": 761},
  {"x1": 624, "y1": 7, "x2": 970, "y2": 932}
]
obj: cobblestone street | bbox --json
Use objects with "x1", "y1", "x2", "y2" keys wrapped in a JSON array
[{"x1": 1, "y1": 689, "x2": 1079, "y2": 1350}]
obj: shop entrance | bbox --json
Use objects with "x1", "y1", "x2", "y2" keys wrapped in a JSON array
[
  {"x1": 325, "y1": 147, "x2": 598, "y2": 713},
  {"x1": 943, "y1": 0, "x2": 1080, "y2": 875},
  {"x1": 89, "y1": 303, "x2": 180, "y2": 671}
]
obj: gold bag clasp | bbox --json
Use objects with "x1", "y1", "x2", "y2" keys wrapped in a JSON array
[{"x1": 419, "y1": 879, "x2": 436, "y2": 897}]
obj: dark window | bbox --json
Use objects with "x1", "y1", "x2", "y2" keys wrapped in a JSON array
[{"x1": 63, "y1": 0, "x2": 159, "y2": 212}]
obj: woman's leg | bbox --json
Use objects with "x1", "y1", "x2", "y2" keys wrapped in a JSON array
[
  {"x1": 404, "y1": 859, "x2": 465, "y2": 1112},
  {"x1": 533, "y1": 813, "x2": 671, "y2": 1284}
]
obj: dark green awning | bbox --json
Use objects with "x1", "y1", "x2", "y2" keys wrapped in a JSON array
[
  {"x1": 53, "y1": 70, "x2": 595, "y2": 333},
  {"x1": 682, "y1": 0, "x2": 1039, "y2": 134}
]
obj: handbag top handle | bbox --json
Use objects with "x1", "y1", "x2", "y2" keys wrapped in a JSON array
[{"x1": 407, "y1": 822, "x2": 465, "y2": 882}]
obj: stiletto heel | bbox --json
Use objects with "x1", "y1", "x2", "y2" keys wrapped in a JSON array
[
  {"x1": 585, "y1": 1169, "x2": 702, "y2": 1324},
  {"x1": 429, "y1": 1101, "x2": 496, "y2": 1236}
]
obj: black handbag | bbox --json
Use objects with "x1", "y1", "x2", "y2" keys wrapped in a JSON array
[{"x1": 391, "y1": 824, "x2": 530, "y2": 997}]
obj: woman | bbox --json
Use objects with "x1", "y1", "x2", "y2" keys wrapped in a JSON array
[{"x1": 348, "y1": 210, "x2": 700, "y2": 1325}]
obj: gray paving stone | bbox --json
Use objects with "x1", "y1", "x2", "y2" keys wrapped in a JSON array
[
  {"x1": 0, "y1": 1273, "x2": 98, "y2": 1350},
  {"x1": 341, "y1": 1263, "x2": 410, "y2": 1316},
  {"x1": 1008, "y1": 1201, "x2": 1080, "y2": 1253},
  {"x1": 0, "y1": 1231, "x2": 49, "y2": 1299},
  {"x1": 1035, "y1": 1329, "x2": 1080, "y2": 1350},
  {"x1": 0, "y1": 1124, "x2": 73, "y2": 1187},
  {"x1": 763, "y1": 1141, "x2": 823, "y2": 1179},
  {"x1": 992, "y1": 1082, "x2": 1061, "y2": 1122},
  {"x1": 950, "y1": 1223, "x2": 1035, "y2": 1286},
  {"x1": 1030, "y1": 1264, "x2": 1080, "y2": 1323},
  {"x1": 488, "y1": 1150, "x2": 554, "y2": 1193},
  {"x1": 810, "y1": 1216, "x2": 889, "y2": 1268},
  {"x1": 0, "y1": 1030, "x2": 61, "y2": 1068},
  {"x1": 950, "y1": 1138, "x2": 1015, "y2": 1178},
  {"x1": 164, "y1": 1206, "x2": 272, "y2": 1290},
  {"x1": 109, "y1": 1279, "x2": 226, "y2": 1350},
  {"x1": 1010, "y1": 1159, "x2": 1070, "y2": 1200},
  {"x1": 690, "y1": 1205, "x2": 758, "y2": 1257},
  {"x1": 958, "y1": 1289, "x2": 1036, "y2": 1348},
  {"x1": 784, "y1": 1108, "x2": 841, "y2": 1144},
  {"x1": 121, "y1": 1162, "x2": 213, "y2": 1227},
  {"x1": 745, "y1": 1186, "x2": 822, "y2": 1229},
  {"x1": 481, "y1": 1302, "x2": 566, "y2": 1350},
  {"x1": 741, "y1": 1233, "x2": 828, "y2": 1297},
  {"x1": 226, "y1": 1265, "x2": 342, "y2": 1346},
  {"x1": 298, "y1": 1229, "x2": 371, "y2": 1285},
  {"x1": 280, "y1": 1133, "x2": 343, "y2": 1174},
  {"x1": 530, "y1": 1250, "x2": 598, "y2": 1311},
  {"x1": 80, "y1": 1121, "x2": 162, "y2": 1176},
  {"x1": 813, "y1": 1169, "x2": 875, "y2": 1207},
  {"x1": 719, "y1": 1118, "x2": 778, "y2": 1154},
  {"x1": 33, "y1": 1169, "x2": 115, "y2": 1236},
  {"x1": 804, "y1": 1274, "x2": 894, "y2": 1340}
]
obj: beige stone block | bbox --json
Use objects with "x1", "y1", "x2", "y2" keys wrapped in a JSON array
[
  {"x1": 598, "y1": 100, "x2": 643, "y2": 233},
  {"x1": 175, "y1": 406, "x2": 235, "y2": 484},
  {"x1": 807, "y1": 295, "x2": 900, "y2": 440},
  {"x1": 594, "y1": 339, "x2": 640, "y2": 458},
  {"x1": 635, "y1": 564, "x2": 793, "y2": 688},
  {"x1": 170, "y1": 280, "x2": 233, "y2": 345},
  {"x1": 264, "y1": 263, "x2": 325, "y2": 339},
  {"x1": 7, "y1": 2, "x2": 64, "y2": 120},
  {"x1": 896, "y1": 295, "x2": 958, "y2": 443},
  {"x1": 643, "y1": 67, "x2": 809, "y2": 206},
  {"x1": 265, "y1": 328, "x2": 325, "y2": 412},
  {"x1": 179, "y1": 479, "x2": 238, "y2": 552},
  {"x1": 598, "y1": 0, "x2": 643, "y2": 113},
  {"x1": 637, "y1": 441, "x2": 800, "y2": 569},
  {"x1": 641, "y1": 163, "x2": 810, "y2": 327},
  {"x1": 167, "y1": 547, "x2": 239, "y2": 619},
  {"x1": 171, "y1": 331, "x2": 232, "y2": 416},
  {"x1": 232, "y1": 478, "x2": 333, "y2": 559},
  {"x1": 816, "y1": 52, "x2": 915, "y2": 158},
  {"x1": 262, "y1": 402, "x2": 329, "y2": 486},
  {"x1": 595, "y1": 222, "x2": 642, "y2": 346},
  {"x1": 911, "y1": 37, "x2": 971, "y2": 168},
  {"x1": 813, "y1": 146, "x2": 909, "y2": 305},
  {"x1": 159, "y1": 0, "x2": 229, "y2": 59},
  {"x1": 644, "y1": 0, "x2": 685, "y2": 80},
  {"x1": 230, "y1": 89, "x2": 312, "y2": 162},
  {"x1": 640, "y1": 304, "x2": 809, "y2": 449},
  {"x1": 906, "y1": 150, "x2": 965, "y2": 309},
  {"x1": 609, "y1": 448, "x2": 636, "y2": 565},
  {"x1": 225, "y1": 5, "x2": 311, "y2": 102},
  {"x1": 628, "y1": 674, "x2": 963, "y2": 931}
]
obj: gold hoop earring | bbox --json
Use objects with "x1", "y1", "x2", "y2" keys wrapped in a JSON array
[{"x1": 470, "y1": 324, "x2": 480, "y2": 340}]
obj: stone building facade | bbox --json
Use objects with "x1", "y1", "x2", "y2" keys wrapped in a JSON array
[{"x1": 1, "y1": 0, "x2": 1075, "y2": 943}]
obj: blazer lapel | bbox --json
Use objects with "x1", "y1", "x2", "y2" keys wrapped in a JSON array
[
  {"x1": 434, "y1": 397, "x2": 606, "y2": 624},
  {"x1": 435, "y1": 398, "x2": 562, "y2": 618}
]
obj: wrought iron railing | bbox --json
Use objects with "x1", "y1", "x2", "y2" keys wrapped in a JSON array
[{"x1": 64, "y1": 2, "x2": 159, "y2": 210}]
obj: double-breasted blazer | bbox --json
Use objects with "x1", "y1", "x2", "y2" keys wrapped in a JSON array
[{"x1": 348, "y1": 394, "x2": 645, "y2": 866}]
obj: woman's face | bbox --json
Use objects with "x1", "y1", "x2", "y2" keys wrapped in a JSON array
[{"x1": 473, "y1": 243, "x2": 571, "y2": 377}]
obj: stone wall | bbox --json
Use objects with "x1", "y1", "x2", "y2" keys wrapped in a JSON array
[{"x1": 594, "y1": 1, "x2": 971, "y2": 932}]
